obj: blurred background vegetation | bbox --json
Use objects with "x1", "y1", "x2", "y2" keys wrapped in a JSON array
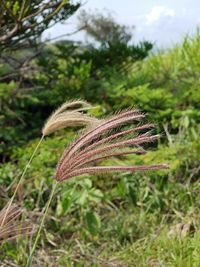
[{"x1": 0, "y1": 1, "x2": 200, "y2": 266}]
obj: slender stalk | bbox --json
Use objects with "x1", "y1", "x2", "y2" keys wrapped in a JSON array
[
  {"x1": 0, "y1": 135, "x2": 44, "y2": 228},
  {"x1": 26, "y1": 181, "x2": 58, "y2": 267}
]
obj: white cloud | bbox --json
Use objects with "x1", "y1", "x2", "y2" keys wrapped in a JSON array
[{"x1": 146, "y1": 5, "x2": 175, "y2": 24}]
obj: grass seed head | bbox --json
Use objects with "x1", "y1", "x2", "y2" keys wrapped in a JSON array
[
  {"x1": 55, "y1": 109, "x2": 169, "y2": 181},
  {"x1": 0, "y1": 204, "x2": 33, "y2": 243},
  {"x1": 42, "y1": 100, "x2": 99, "y2": 136}
]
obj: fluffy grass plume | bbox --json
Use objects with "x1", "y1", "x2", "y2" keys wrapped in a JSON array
[
  {"x1": 56, "y1": 109, "x2": 168, "y2": 181},
  {"x1": 42, "y1": 100, "x2": 99, "y2": 136}
]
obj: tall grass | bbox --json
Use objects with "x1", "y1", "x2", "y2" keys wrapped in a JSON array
[
  {"x1": 0, "y1": 100, "x2": 96, "y2": 250},
  {"x1": 26, "y1": 108, "x2": 168, "y2": 266}
]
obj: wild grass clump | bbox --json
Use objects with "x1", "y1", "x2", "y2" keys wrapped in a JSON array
[
  {"x1": 0, "y1": 100, "x2": 168, "y2": 266},
  {"x1": 1, "y1": 99, "x2": 96, "y2": 229},
  {"x1": 1, "y1": 99, "x2": 98, "y2": 264}
]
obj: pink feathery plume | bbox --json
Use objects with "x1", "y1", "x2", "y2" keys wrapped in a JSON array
[{"x1": 55, "y1": 109, "x2": 168, "y2": 181}]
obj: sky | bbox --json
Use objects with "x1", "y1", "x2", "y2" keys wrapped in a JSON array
[{"x1": 43, "y1": 0, "x2": 200, "y2": 48}]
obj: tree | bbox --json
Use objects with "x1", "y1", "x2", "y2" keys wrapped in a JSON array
[
  {"x1": 78, "y1": 9, "x2": 134, "y2": 47},
  {"x1": 0, "y1": 0, "x2": 80, "y2": 51},
  {"x1": 77, "y1": 9, "x2": 153, "y2": 69}
]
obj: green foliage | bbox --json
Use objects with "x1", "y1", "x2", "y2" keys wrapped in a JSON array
[
  {"x1": 1, "y1": 117, "x2": 199, "y2": 265},
  {"x1": 85, "y1": 211, "x2": 101, "y2": 236},
  {"x1": 35, "y1": 42, "x2": 93, "y2": 103},
  {"x1": 79, "y1": 41, "x2": 153, "y2": 71},
  {"x1": 100, "y1": 33, "x2": 200, "y2": 129},
  {"x1": 1, "y1": 8, "x2": 200, "y2": 264},
  {"x1": 0, "y1": 37, "x2": 153, "y2": 155}
]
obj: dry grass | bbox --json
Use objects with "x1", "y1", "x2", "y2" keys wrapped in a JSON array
[
  {"x1": 0, "y1": 204, "x2": 33, "y2": 243},
  {"x1": 42, "y1": 100, "x2": 99, "y2": 136}
]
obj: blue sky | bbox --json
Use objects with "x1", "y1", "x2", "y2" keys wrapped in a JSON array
[{"x1": 44, "y1": 0, "x2": 200, "y2": 48}]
